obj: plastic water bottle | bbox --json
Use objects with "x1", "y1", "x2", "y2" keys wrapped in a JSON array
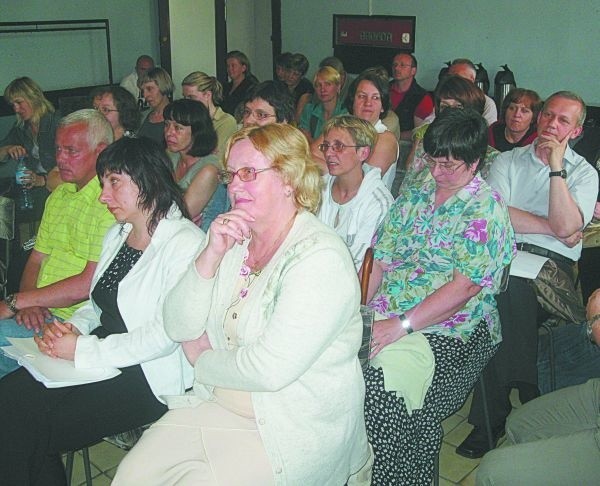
[{"x1": 15, "y1": 157, "x2": 34, "y2": 210}]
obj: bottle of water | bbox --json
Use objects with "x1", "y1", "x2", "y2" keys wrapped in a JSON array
[{"x1": 15, "y1": 157, "x2": 34, "y2": 210}]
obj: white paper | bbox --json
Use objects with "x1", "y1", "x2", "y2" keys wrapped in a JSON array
[
  {"x1": 1, "y1": 337, "x2": 121, "y2": 388},
  {"x1": 509, "y1": 250, "x2": 548, "y2": 279}
]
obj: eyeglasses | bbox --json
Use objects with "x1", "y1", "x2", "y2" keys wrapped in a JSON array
[
  {"x1": 439, "y1": 100, "x2": 463, "y2": 111},
  {"x1": 218, "y1": 167, "x2": 273, "y2": 184},
  {"x1": 318, "y1": 142, "x2": 365, "y2": 153},
  {"x1": 424, "y1": 155, "x2": 466, "y2": 174},
  {"x1": 242, "y1": 108, "x2": 276, "y2": 121},
  {"x1": 95, "y1": 106, "x2": 119, "y2": 115}
]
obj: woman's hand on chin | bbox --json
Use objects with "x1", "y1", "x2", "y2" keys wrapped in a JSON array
[
  {"x1": 196, "y1": 209, "x2": 254, "y2": 278},
  {"x1": 182, "y1": 332, "x2": 213, "y2": 365}
]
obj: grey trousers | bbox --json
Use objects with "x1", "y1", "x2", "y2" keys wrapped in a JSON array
[{"x1": 476, "y1": 378, "x2": 600, "y2": 486}]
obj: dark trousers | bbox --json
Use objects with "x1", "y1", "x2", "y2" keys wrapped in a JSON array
[
  {"x1": 468, "y1": 276, "x2": 542, "y2": 428},
  {"x1": 0, "y1": 365, "x2": 166, "y2": 486}
]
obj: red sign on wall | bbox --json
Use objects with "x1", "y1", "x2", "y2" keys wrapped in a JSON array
[{"x1": 334, "y1": 15, "x2": 416, "y2": 50}]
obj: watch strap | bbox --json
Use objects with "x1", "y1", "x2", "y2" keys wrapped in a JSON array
[
  {"x1": 549, "y1": 169, "x2": 567, "y2": 178},
  {"x1": 6, "y1": 294, "x2": 18, "y2": 314}
]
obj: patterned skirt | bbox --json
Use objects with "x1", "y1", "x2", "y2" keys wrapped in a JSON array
[{"x1": 364, "y1": 319, "x2": 497, "y2": 485}]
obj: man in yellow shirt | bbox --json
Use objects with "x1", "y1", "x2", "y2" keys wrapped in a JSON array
[{"x1": 0, "y1": 109, "x2": 115, "y2": 377}]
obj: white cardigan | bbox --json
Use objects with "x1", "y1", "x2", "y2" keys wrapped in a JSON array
[
  {"x1": 165, "y1": 211, "x2": 369, "y2": 485},
  {"x1": 70, "y1": 207, "x2": 205, "y2": 403}
]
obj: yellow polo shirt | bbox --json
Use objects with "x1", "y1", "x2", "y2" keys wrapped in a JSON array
[{"x1": 34, "y1": 177, "x2": 115, "y2": 319}]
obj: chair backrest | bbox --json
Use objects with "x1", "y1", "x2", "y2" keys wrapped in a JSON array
[{"x1": 360, "y1": 247, "x2": 373, "y2": 305}]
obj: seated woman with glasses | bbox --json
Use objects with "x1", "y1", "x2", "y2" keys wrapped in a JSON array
[
  {"x1": 164, "y1": 99, "x2": 228, "y2": 232},
  {"x1": 362, "y1": 108, "x2": 515, "y2": 485},
  {"x1": 404, "y1": 75, "x2": 500, "y2": 187},
  {"x1": 94, "y1": 86, "x2": 141, "y2": 140},
  {"x1": 312, "y1": 71, "x2": 399, "y2": 192},
  {"x1": 317, "y1": 115, "x2": 393, "y2": 271},
  {"x1": 241, "y1": 81, "x2": 296, "y2": 128},
  {"x1": 113, "y1": 123, "x2": 371, "y2": 485}
]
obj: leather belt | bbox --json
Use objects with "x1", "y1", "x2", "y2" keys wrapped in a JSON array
[{"x1": 516, "y1": 242, "x2": 575, "y2": 266}]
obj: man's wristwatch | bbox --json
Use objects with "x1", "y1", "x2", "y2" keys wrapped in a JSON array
[
  {"x1": 549, "y1": 169, "x2": 567, "y2": 179},
  {"x1": 399, "y1": 313, "x2": 413, "y2": 334},
  {"x1": 5, "y1": 294, "x2": 18, "y2": 314}
]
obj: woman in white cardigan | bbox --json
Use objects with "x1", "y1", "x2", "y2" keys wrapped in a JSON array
[
  {"x1": 114, "y1": 124, "x2": 370, "y2": 485},
  {"x1": 0, "y1": 137, "x2": 204, "y2": 485}
]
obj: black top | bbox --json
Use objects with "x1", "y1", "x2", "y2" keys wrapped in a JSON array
[
  {"x1": 222, "y1": 75, "x2": 259, "y2": 116},
  {"x1": 91, "y1": 242, "x2": 143, "y2": 338}
]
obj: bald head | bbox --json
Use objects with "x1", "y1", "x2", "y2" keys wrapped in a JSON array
[{"x1": 448, "y1": 59, "x2": 476, "y2": 83}]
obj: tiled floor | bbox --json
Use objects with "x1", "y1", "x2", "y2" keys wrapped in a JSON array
[{"x1": 65, "y1": 391, "x2": 521, "y2": 485}]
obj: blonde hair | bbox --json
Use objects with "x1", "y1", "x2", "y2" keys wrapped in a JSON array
[
  {"x1": 182, "y1": 71, "x2": 224, "y2": 105},
  {"x1": 313, "y1": 66, "x2": 341, "y2": 87},
  {"x1": 4, "y1": 77, "x2": 54, "y2": 128},
  {"x1": 323, "y1": 115, "x2": 377, "y2": 153},
  {"x1": 224, "y1": 124, "x2": 322, "y2": 213},
  {"x1": 139, "y1": 67, "x2": 174, "y2": 96}
]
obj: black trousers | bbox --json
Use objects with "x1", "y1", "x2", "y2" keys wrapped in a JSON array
[
  {"x1": 468, "y1": 276, "x2": 542, "y2": 428},
  {"x1": 0, "y1": 364, "x2": 166, "y2": 486}
]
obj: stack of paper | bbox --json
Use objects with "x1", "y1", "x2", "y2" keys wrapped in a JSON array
[{"x1": 1, "y1": 337, "x2": 121, "y2": 388}]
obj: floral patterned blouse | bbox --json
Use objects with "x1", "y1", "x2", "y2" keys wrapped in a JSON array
[{"x1": 369, "y1": 168, "x2": 515, "y2": 344}]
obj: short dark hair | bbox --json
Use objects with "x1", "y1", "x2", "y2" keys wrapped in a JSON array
[
  {"x1": 434, "y1": 75, "x2": 485, "y2": 115},
  {"x1": 275, "y1": 52, "x2": 292, "y2": 68},
  {"x1": 163, "y1": 99, "x2": 217, "y2": 157},
  {"x1": 288, "y1": 53, "x2": 309, "y2": 76},
  {"x1": 245, "y1": 81, "x2": 295, "y2": 123},
  {"x1": 393, "y1": 52, "x2": 417, "y2": 68},
  {"x1": 424, "y1": 108, "x2": 488, "y2": 171},
  {"x1": 96, "y1": 137, "x2": 189, "y2": 234},
  {"x1": 345, "y1": 70, "x2": 390, "y2": 119},
  {"x1": 94, "y1": 86, "x2": 140, "y2": 133}
]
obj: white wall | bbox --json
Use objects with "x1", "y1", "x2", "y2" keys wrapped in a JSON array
[
  {"x1": 0, "y1": 0, "x2": 159, "y2": 89},
  {"x1": 281, "y1": 0, "x2": 600, "y2": 105},
  {"x1": 225, "y1": 0, "x2": 272, "y2": 82},
  {"x1": 170, "y1": 0, "x2": 216, "y2": 98}
]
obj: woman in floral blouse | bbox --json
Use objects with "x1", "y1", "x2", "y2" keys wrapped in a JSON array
[{"x1": 363, "y1": 108, "x2": 515, "y2": 485}]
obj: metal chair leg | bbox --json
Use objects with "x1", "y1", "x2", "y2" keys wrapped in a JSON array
[
  {"x1": 65, "y1": 451, "x2": 74, "y2": 486},
  {"x1": 65, "y1": 447, "x2": 92, "y2": 486},
  {"x1": 479, "y1": 374, "x2": 495, "y2": 450},
  {"x1": 82, "y1": 447, "x2": 93, "y2": 486}
]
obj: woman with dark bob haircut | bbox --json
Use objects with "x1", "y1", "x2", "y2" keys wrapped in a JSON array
[
  {"x1": 242, "y1": 80, "x2": 296, "y2": 127},
  {"x1": 0, "y1": 137, "x2": 204, "y2": 486},
  {"x1": 164, "y1": 99, "x2": 228, "y2": 232},
  {"x1": 488, "y1": 88, "x2": 542, "y2": 152}
]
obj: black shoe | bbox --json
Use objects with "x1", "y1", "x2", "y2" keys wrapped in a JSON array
[{"x1": 455, "y1": 425, "x2": 505, "y2": 459}]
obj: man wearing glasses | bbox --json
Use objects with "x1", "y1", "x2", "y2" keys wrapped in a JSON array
[
  {"x1": 317, "y1": 115, "x2": 392, "y2": 271},
  {"x1": 389, "y1": 53, "x2": 433, "y2": 141}
]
